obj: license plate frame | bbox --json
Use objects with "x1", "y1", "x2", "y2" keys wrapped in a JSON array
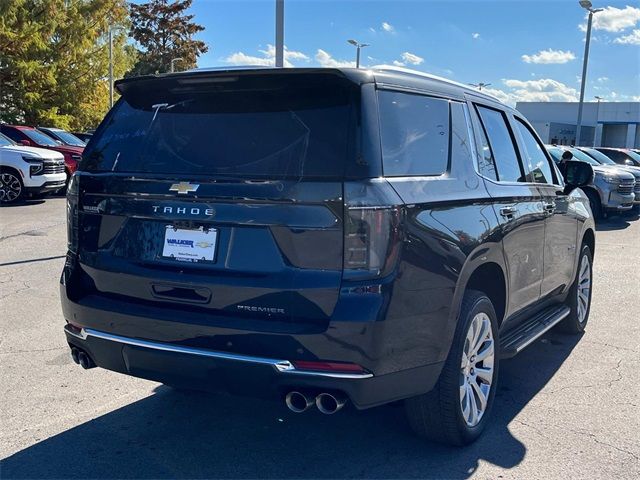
[{"x1": 161, "y1": 225, "x2": 218, "y2": 263}]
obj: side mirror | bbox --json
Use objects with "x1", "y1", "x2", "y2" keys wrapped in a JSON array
[
  {"x1": 19, "y1": 139, "x2": 31, "y2": 146},
  {"x1": 563, "y1": 160, "x2": 594, "y2": 194},
  {"x1": 624, "y1": 159, "x2": 634, "y2": 166}
]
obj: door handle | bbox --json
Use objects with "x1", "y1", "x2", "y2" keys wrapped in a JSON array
[
  {"x1": 499, "y1": 205, "x2": 517, "y2": 218},
  {"x1": 543, "y1": 202, "x2": 556, "y2": 214}
]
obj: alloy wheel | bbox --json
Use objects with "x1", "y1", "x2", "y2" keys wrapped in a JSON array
[
  {"x1": 459, "y1": 312, "x2": 495, "y2": 427},
  {"x1": 0, "y1": 173, "x2": 22, "y2": 203},
  {"x1": 576, "y1": 253, "x2": 591, "y2": 324}
]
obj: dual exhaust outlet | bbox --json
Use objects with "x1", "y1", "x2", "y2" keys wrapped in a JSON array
[
  {"x1": 285, "y1": 391, "x2": 347, "y2": 415},
  {"x1": 70, "y1": 346, "x2": 96, "y2": 370}
]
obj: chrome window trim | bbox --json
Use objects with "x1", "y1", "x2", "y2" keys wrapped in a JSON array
[{"x1": 64, "y1": 325, "x2": 373, "y2": 380}]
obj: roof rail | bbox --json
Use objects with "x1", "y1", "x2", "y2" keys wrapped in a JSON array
[
  {"x1": 371, "y1": 65, "x2": 501, "y2": 102},
  {"x1": 184, "y1": 65, "x2": 275, "y2": 73}
]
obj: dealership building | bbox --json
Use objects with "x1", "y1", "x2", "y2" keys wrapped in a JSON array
[{"x1": 515, "y1": 101, "x2": 640, "y2": 148}]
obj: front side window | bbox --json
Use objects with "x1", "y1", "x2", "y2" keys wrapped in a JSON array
[
  {"x1": 378, "y1": 90, "x2": 450, "y2": 176},
  {"x1": 476, "y1": 106, "x2": 523, "y2": 182},
  {"x1": 514, "y1": 118, "x2": 555, "y2": 184}
]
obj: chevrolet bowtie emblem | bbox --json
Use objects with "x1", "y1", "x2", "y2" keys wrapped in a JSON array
[{"x1": 169, "y1": 182, "x2": 200, "y2": 194}]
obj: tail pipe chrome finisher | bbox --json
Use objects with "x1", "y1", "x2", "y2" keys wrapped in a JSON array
[
  {"x1": 285, "y1": 391, "x2": 315, "y2": 413},
  {"x1": 315, "y1": 392, "x2": 347, "y2": 415}
]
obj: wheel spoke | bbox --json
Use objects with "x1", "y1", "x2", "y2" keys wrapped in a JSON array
[
  {"x1": 475, "y1": 366, "x2": 493, "y2": 384},
  {"x1": 468, "y1": 383, "x2": 478, "y2": 425},
  {"x1": 471, "y1": 380, "x2": 488, "y2": 412},
  {"x1": 474, "y1": 339, "x2": 494, "y2": 363}
]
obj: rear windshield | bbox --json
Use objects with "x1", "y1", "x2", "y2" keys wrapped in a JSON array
[{"x1": 81, "y1": 78, "x2": 357, "y2": 179}]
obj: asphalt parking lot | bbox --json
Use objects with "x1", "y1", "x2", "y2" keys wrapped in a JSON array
[{"x1": 1, "y1": 197, "x2": 639, "y2": 479}]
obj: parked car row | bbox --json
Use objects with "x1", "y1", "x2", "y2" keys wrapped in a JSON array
[
  {"x1": 0, "y1": 124, "x2": 92, "y2": 203},
  {"x1": 546, "y1": 145, "x2": 640, "y2": 219}
]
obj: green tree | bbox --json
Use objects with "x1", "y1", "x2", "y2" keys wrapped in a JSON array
[
  {"x1": 0, "y1": 0, "x2": 136, "y2": 130},
  {"x1": 128, "y1": 0, "x2": 208, "y2": 76}
]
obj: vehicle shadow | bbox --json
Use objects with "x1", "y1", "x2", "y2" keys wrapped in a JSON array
[
  {"x1": 0, "y1": 198, "x2": 46, "y2": 208},
  {"x1": 1, "y1": 332, "x2": 581, "y2": 479},
  {"x1": 595, "y1": 213, "x2": 637, "y2": 231}
]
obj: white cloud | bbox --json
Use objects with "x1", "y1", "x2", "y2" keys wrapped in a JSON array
[
  {"x1": 503, "y1": 78, "x2": 579, "y2": 102},
  {"x1": 315, "y1": 49, "x2": 355, "y2": 68},
  {"x1": 224, "y1": 44, "x2": 309, "y2": 68},
  {"x1": 472, "y1": 32, "x2": 480, "y2": 39},
  {"x1": 521, "y1": 49, "x2": 576, "y2": 64},
  {"x1": 481, "y1": 87, "x2": 515, "y2": 105},
  {"x1": 482, "y1": 78, "x2": 579, "y2": 106},
  {"x1": 633, "y1": 95, "x2": 640, "y2": 101},
  {"x1": 614, "y1": 29, "x2": 640, "y2": 45},
  {"x1": 382, "y1": 22, "x2": 395, "y2": 33},
  {"x1": 580, "y1": 6, "x2": 640, "y2": 32},
  {"x1": 597, "y1": 76, "x2": 609, "y2": 83},
  {"x1": 400, "y1": 51, "x2": 424, "y2": 65},
  {"x1": 392, "y1": 60, "x2": 405, "y2": 66},
  {"x1": 368, "y1": 27, "x2": 376, "y2": 33}
]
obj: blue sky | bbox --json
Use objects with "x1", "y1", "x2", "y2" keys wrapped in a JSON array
[{"x1": 159, "y1": 1, "x2": 639, "y2": 104}]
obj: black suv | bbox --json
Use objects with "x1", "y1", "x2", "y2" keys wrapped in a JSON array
[{"x1": 61, "y1": 67, "x2": 595, "y2": 446}]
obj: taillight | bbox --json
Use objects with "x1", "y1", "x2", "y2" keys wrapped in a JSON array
[
  {"x1": 291, "y1": 360, "x2": 366, "y2": 374},
  {"x1": 343, "y1": 181, "x2": 403, "y2": 280},
  {"x1": 66, "y1": 173, "x2": 79, "y2": 253}
]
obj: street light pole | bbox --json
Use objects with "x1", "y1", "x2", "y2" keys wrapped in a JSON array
[
  {"x1": 108, "y1": 28, "x2": 114, "y2": 108},
  {"x1": 108, "y1": 26, "x2": 126, "y2": 109},
  {"x1": 170, "y1": 57, "x2": 184, "y2": 73},
  {"x1": 275, "y1": 0, "x2": 284, "y2": 67},
  {"x1": 469, "y1": 82, "x2": 492, "y2": 91},
  {"x1": 347, "y1": 39, "x2": 370, "y2": 68},
  {"x1": 576, "y1": 1, "x2": 603, "y2": 146},
  {"x1": 594, "y1": 95, "x2": 603, "y2": 147}
]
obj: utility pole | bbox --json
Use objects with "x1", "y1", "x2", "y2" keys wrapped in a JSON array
[
  {"x1": 275, "y1": 0, "x2": 284, "y2": 67},
  {"x1": 576, "y1": 1, "x2": 603, "y2": 146}
]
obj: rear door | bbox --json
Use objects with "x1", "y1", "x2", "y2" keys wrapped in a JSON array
[
  {"x1": 73, "y1": 71, "x2": 362, "y2": 334},
  {"x1": 468, "y1": 102, "x2": 546, "y2": 320}
]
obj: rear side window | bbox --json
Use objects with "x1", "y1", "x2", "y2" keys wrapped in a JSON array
[
  {"x1": 378, "y1": 90, "x2": 450, "y2": 176},
  {"x1": 514, "y1": 118, "x2": 555, "y2": 184},
  {"x1": 81, "y1": 81, "x2": 356, "y2": 179},
  {"x1": 476, "y1": 106, "x2": 523, "y2": 182}
]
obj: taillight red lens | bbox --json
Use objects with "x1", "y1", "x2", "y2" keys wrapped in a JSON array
[{"x1": 292, "y1": 360, "x2": 366, "y2": 374}]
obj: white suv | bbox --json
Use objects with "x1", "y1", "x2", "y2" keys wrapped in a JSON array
[{"x1": 0, "y1": 132, "x2": 67, "y2": 204}]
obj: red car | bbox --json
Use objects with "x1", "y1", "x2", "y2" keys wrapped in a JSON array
[{"x1": 0, "y1": 124, "x2": 83, "y2": 182}]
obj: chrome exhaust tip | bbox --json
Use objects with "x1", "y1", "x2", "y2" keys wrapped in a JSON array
[
  {"x1": 315, "y1": 392, "x2": 347, "y2": 415},
  {"x1": 285, "y1": 391, "x2": 314, "y2": 413}
]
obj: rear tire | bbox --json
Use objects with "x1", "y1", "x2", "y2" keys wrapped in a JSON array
[
  {"x1": 557, "y1": 244, "x2": 592, "y2": 334},
  {"x1": 0, "y1": 169, "x2": 24, "y2": 204},
  {"x1": 405, "y1": 290, "x2": 499, "y2": 446}
]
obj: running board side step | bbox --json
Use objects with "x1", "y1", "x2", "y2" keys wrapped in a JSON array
[{"x1": 499, "y1": 305, "x2": 571, "y2": 359}]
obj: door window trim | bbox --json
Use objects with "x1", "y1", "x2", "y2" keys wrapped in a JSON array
[
  {"x1": 511, "y1": 114, "x2": 561, "y2": 187},
  {"x1": 469, "y1": 102, "x2": 530, "y2": 186}
]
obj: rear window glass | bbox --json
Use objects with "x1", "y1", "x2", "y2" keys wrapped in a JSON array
[
  {"x1": 81, "y1": 80, "x2": 356, "y2": 179},
  {"x1": 378, "y1": 90, "x2": 450, "y2": 176}
]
